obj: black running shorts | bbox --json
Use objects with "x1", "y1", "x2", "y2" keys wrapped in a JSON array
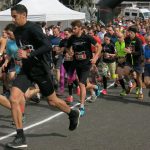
[
  {"x1": 76, "y1": 64, "x2": 91, "y2": 85},
  {"x1": 12, "y1": 73, "x2": 54, "y2": 97}
]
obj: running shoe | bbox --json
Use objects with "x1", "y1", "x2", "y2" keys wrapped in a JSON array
[
  {"x1": 101, "y1": 89, "x2": 107, "y2": 95},
  {"x1": 94, "y1": 86, "x2": 101, "y2": 97},
  {"x1": 76, "y1": 86, "x2": 80, "y2": 96},
  {"x1": 137, "y1": 93, "x2": 144, "y2": 101},
  {"x1": 66, "y1": 96, "x2": 73, "y2": 103},
  {"x1": 85, "y1": 96, "x2": 92, "y2": 102},
  {"x1": 6, "y1": 135, "x2": 27, "y2": 148},
  {"x1": 69, "y1": 109, "x2": 80, "y2": 131},
  {"x1": 30, "y1": 95, "x2": 41, "y2": 103},
  {"x1": 89, "y1": 95, "x2": 97, "y2": 103},
  {"x1": 79, "y1": 107, "x2": 85, "y2": 117},
  {"x1": 120, "y1": 90, "x2": 127, "y2": 96}
]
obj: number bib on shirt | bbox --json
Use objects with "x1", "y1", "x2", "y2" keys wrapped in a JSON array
[
  {"x1": 64, "y1": 56, "x2": 73, "y2": 61},
  {"x1": 75, "y1": 51, "x2": 87, "y2": 60}
]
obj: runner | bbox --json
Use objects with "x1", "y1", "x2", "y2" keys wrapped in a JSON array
[
  {"x1": 101, "y1": 34, "x2": 117, "y2": 95},
  {"x1": 67, "y1": 20, "x2": 101, "y2": 116},
  {"x1": 0, "y1": 23, "x2": 40, "y2": 123},
  {"x1": 143, "y1": 35, "x2": 150, "y2": 97},
  {"x1": 49, "y1": 26, "x2": 63, "y2": 93},
  {"x1": 59, "y1": 27, "x2": 80, "y2": 104},
  {"x1": 115, "y1": 32, "x2": 127, "y2": 96},
  {"x1": 0, "y1": 30, "x2": 9, "y2": 96},
  {"x1": 125, "y1": 25, "x2": 144, "y2": 100},
  {"x1": 6, "y1": 4, "x2": 80, "y2": 149}
]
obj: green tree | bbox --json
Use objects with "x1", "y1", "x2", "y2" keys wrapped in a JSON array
[
  {"x1": 59, "y1": 0, "x2": 97, "y2": 20},
  {"x1": 0, "y1": 0, "x2": 21, "y2": 10},
  {"x1": 59, "y1": 0, "x2": 92, "y2": 10}
]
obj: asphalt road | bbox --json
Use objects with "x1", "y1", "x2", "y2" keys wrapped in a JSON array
[{"x1": 0, "y1": 84, "x2": 150, "y2": 150}]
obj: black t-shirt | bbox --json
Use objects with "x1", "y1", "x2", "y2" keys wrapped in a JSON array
[
  {"x1": 67, "y1": 34, "x2": 96, "y2": 66},
  {"x1": 125, "y1": 36, "x2": 143, "y2": 65},
  {"x1": 59, "y1": 38, "x2": 68, "y2": 54},
  {"x1": 102, "y1": 43, "x2": 116, "y2": 63},
  {"x1": 59, "y1": 38, "x2": 75, "y2": 62},
  {"x1": 14, "y1": 21, "x2": 52, "y2": 77}
]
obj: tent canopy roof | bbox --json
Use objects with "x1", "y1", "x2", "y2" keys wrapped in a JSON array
[{"x1": 0, "y1": 0, "x2": 85, "y2": 21}]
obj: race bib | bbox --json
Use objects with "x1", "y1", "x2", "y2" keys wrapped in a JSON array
[
  {"x1": 75, "y1": 51, "x2": 87, "y2": 60},
  {"x1": 64, "y1": 56, "x2": 73, "y2": 61}
]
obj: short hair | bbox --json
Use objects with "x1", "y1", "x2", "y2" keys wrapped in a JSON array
[
  {"x1": 41, "y1": 21, "x2": 47, "y2": 28},
  {"x1": 101, "y1": 25, "x2": 105, "y2": 29},
  {"x1": 5, "y1": 23, "x2": 16, "y2": 32},
  {"x1": 71, "y1": 20, "x2": 82, "y2": 27},
  {"x1": 64, "y1": 27, "x2": 72, "y2": 33},
  {"x1": 104, "y1": 33, "x2": 111, "y2": 39},
  {"x1": 53, "y1": 26, "x2": 60, "y2": 31},
  {"x1": 11, "y1": 4, "x2": 28, "y2": 16},
  {"x1": 57, "y1": 21, "x2": 62, "y2": 26},
  {"x1": 128, "y1": 25, "x2": 138, "y2": 33},
  {"x1": 107, "y1": 26, "x2": 114, "y2": 30},
  {"x1": 88, "y1": 27, "x2": 96, "y2": 35}
]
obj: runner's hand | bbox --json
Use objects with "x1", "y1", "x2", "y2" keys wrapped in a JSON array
[
  {"x1": 14, "y1": 60, "x2": 22, "y2": 66},
  {"x1": 18, "y1": 49, "x2": 28, "y2": 59},
  {"x1": 2, "y1": 62, "x2": 8, "y2": 71},
  {"x1": 124, "y1": 47, "x2": 132, "y2": 54}
]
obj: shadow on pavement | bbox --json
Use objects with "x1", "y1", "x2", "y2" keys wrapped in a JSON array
[
  {"x1": 26, "y1": 132, "x2": 67, "y2": 138},
  {"x1": 104, "y1": 94, "x2": 150, "y2": 106},
  {"x1": 0, "y1": 125, "x2": 14, "y2": 130}
]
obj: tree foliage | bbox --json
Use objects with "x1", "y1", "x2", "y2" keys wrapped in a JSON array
[
  {"x1": 0, "y1": 0, "x2": 21, "y2": 10},
  {"x1": 59, "y1": 0, "x2": 96, "y2": 20},
  {"x1": 59, "y1": 0, "x2": 93, "y2": 9}
]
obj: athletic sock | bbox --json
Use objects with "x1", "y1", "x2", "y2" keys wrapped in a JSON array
[{"x1": 16, "y1": 129, "x2": 24, "y2": 137}]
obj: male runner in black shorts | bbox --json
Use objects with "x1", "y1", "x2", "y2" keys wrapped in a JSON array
[
  {"x1": 6, "y1": 4, "x2": 80, "y2": 149},
  {"x1": 67, "y1": 20, "x2": 101, "y2": 116}
]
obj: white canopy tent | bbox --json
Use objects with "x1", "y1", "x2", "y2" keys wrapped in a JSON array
[{"x1": 0, "y1": 0, "x2": 85, "y2": 31}]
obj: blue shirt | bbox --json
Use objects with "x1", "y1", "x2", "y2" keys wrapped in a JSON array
[
  {"x1": 49, "y1": 36, "x2": 61, "y2": 46},
  {"x1": 144, "y1": 45, "x2": 150, "y2": 59},
  {"x1": 6, "y1": 39, "x2": 21, "y2": 74}
]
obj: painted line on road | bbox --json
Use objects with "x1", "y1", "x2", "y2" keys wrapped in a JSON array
[
  {"x1": 0, "y1": 82, "x2": 114, "y2": 141},
  {"x1": 0, "y1": 103, "x2": 80, "y2": 141}
]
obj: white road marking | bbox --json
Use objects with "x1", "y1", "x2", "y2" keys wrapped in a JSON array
[{"x1": 0, "y1": 82, "x2": 114, "y2": 141}]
